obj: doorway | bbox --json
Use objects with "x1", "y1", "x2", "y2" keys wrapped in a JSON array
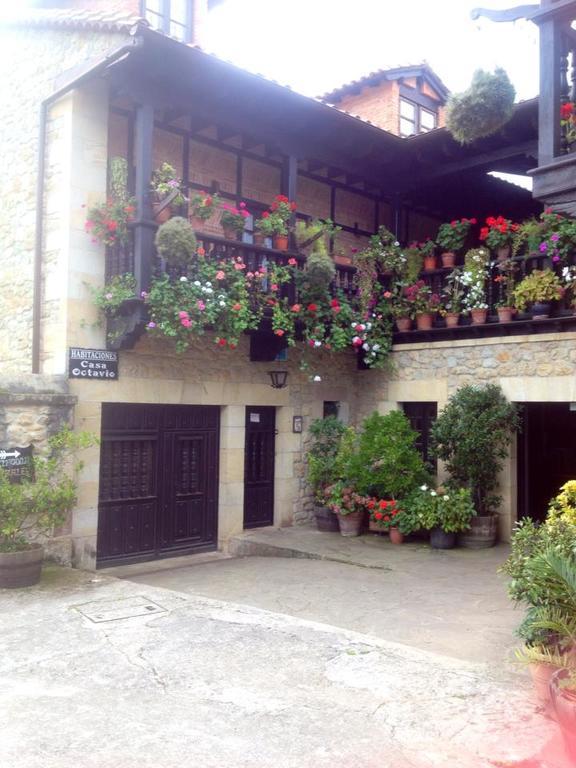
[
  {"x1": 243, "y1": 406, "x2": 276, "y2": 529},
  {"x1": 518, "y1": 402, "x2": 576, "y2": 522},
  {"x1": 97, "y1": 403, "x2": 220, "y2": 566}
]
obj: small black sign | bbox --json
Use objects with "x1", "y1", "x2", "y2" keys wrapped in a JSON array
[
  {"x1": 68, "y1": 348, "x2": 119, "y2": 380},
  {"x1": 0, "y1": 445, "x2": 34, "y2": 482}
]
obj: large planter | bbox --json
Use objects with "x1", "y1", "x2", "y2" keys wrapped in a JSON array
[
  {"x1": 189, "y1": 214, "x2": 209, "y2": 232},
  {"x1": 0, "y1": 544, "x2": 44, "y2": 588},
  {"x1": 253, "y1": 232, "x2": 266, "y2": 247},
  {"x1": 470, "y1": 308, "x2": 488, "y2": 325},
  {"x1": 314, "y1": 505, "x2": 340, "y2": 533},
  {"x1": 153, "y1": 202, "x2": 172, "y2": 224},
  {"x1": 396, "y1": 316, "x2": 412, "y2": 332},
  {"x1": 415, "y1": 313, "x2": 434, "y2": 331},
  {"x1": 529, "y1": 662, "x2": 561, "y2": 708},
  {"x1": 424, "y1": 255, "x2": 437, "y2": 271},
  {"x1": 334, "y1": 253, "x2": 353, "y2": 266},
  {"x1": 441, "y1": 251, "x2": 456, "y2": 268},
  {"x1": 389, "y1": 527, "x2": 404, "y2": 545},
  {"x1": 444, "y1": 312, "x2": 460, "y2": 328},
  {"x1": 430, "y1": 527, "x2": 456, "y2": 549},
  {"x1": 532, "y1": 301, "x2": 551, "y2": 319},
  {"x1": 273, "y1": 234, "x2": 289, "y2": 251},
  {"x1": 222, "y1": 225, "x2": 239, "y2": 240},
  {"x1": 496, "y1": 246, "x2": 511, "y2": 262},
  {"x1": 336, "y1": 510, "x2": 364, "y2": 537},
  {"x1": 459, "y1": 514, "x2": 498, "y2": 549},
  {"x1": 497, "y1": 307, "x2": 514, "y2": 323},
  {"x1": 550, "y1": 669, "x2": 576, "y2": 759}
]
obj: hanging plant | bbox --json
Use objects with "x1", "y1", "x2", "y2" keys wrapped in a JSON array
[
  {"x1": 446, "y1": 68, "x2": 516, "y2": 145},
  {"x1": 155, "y1": 216, "x2": 198, "y2": 268}
]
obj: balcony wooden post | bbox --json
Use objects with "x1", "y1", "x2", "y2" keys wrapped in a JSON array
[
  {"x1": 538, "y1": 17, "x2": 562, "y2": 164},
  {"x1": 282, "y1": 154, "x2": 298, "y2": 249},
  {"x1": 133, "y1": 101, "x2": 155, "y2": 294}
]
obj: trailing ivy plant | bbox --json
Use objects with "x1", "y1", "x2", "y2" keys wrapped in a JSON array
[
  {"x1": 431, "y1": 383, "x2": 520, "y2": 515},
  {"x1": 446, "y1": 68, "x2": 516, "y2": 145}
]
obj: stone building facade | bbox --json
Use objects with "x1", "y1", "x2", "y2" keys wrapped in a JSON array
[{"x1": 0, "y1": 3, "x2": 564, "y2": 571}]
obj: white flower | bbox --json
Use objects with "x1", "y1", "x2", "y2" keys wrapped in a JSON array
[
  {"x1": 219, "y1": 301, "x2": 226, "y2": 307},
  {"x1": 443, "y1": 495, "x2": 450, "y2": 501},
  {"x1": 179, "y1": 276, "x2": 188, "y2": 282},
  {"x1": 204, "y1": 287, "x2": 213, "y2": 294},
  {"x1": 430, "y1": 491, "x2": 437, "y2": 497},
  {"x1": 205, "y1": 281, "x2": 212, "y2": 287},
  {"x1": 350, "y1": 322, "x2": 356, "y2": 329},
  {"x1": 313, "y1": 375, "x2": 322, "y2": 382},
  {"x1": 194, "y1": 280, "x2": 201, "y2": 286},
  {"x1": 373, "y1": 344, "x2": 380, "y2": 351},
  {"x1": 314, "y1": 341, "x2": 321, "y2": 348},
  {"x1": 362, "y1": 343, "x2": 369, "y2": 351},
  {"x1": 394, "y1": 241, "x2": 400, "y2": 247},
  {"x1": 420, "y1": 484, "x2": 428, "y2": 491},
  {"x1": 366, "y1": 322, "x2": 372, "y2": 330}
]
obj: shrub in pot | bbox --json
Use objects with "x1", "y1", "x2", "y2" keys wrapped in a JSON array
[
  {"x1": 513, "y1": 269, "x2": 564, "y2": 318},
  {"x1": 324, "y1": 480, "x2": 368, "y2": 537},
  {"x1": 445, "y1": 68, "x2": 515, "y2": 145},
  {"x1": 367, "y1": 497, "x2": 415, "y2": 544},
  {"x1": 405, "y1": 484, "x2": 474, "y2": 549},
  {"x1": 155, "y1": 216, "x2": 197, "y2": 269},
  {"x1": 0, "y1": 428, "x2": 95, "y2": 588},
  {"x1": 306, "y1": 416, "x2": 346, "y2": 532},
  {"x1": 431, "y1": 383, "x2": 520, "y2": 547}
]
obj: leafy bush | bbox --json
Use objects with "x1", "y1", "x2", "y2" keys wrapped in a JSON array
[
  {"x1": 404, "y1": 484, "x2": 474, "y2": 534},
  {"x1": 345, "y1": 411, "x2": 430, "y2": 499},
  {"x1": 446, "y1": 68, "x2": 516, "y2": 145},
  {"x1": 513, "y1": 269, "x2": 563, "y2": 311},
  {"x1": 306, "y1": 417, "x2": 346, "y2": 502},
  {"x1": 155, "y1": 216, "x2": 198, "y2": 268},
  {"x1": 431, "y1": 384, "x2": 520, "y2": 515}
]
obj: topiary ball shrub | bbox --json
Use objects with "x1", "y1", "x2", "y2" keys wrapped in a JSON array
[
  {"x1": 155, "y1": 216, "x2": 197, "y2": 268},
  {"x1": 446, "y1": 68, "x2": 516, "y2": 145}
]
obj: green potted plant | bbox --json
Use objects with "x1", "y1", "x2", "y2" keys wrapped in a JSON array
[
  {"x1": 493, "y1": 258, "x2": 519, "y2": 323},
  {"x1": 406, "y1": 484, "x2": 475, "y2": 549},
  {"x1": 436, "y1": 218, "x2": 476, "y2": 266},
  {"x1": 513, "y1": 269, "x2": 564, "y2": 319},
  {"x1": 0, "y1": 428, "x2": 94, "y2": 588},
  {"x1": 367, "y1": 497, "x2": 414, "y2": 544},
  {"x1": 188, "y1": 190, "x2": 220, "y2": 231},
  {"x1": 221, "y1": 201, "x2": 250, "y2": 240},
  {"x1": 445, "y1": 68, "x2": 516, "y2": 145},
  {"x1": 418, "y1": 239, "x2": 437, "y2": 270},
  {"x1": 257, "y1": 195, "x2": 296, "y2": 250},
  {"x1": 431, "y1": 383, "x2": 520, "y2": 548},
  {"x1": 479, "y1": 215, "x2": 520, "y2": 261},
  {"x1": 306, "y1": 416, "x2": 347, "y2": 532},
  {"x1": 151, "y1": 162, "x2": 186, "y2": 223},
  {"x1": 439, "y1": 268, "x2": 466, "y2": 327},
  {"x1": 460, "y1": 247, "x2": 490, "y2": 324},
  {"x1": 84, "y1": 198, "x2": 135, "y2": 248},
  {"x1": 403, "y1": 280, "x2": 441, "y2": 330},
  {"x1": 154, "y1": 216, "x2": 198, "y2": 269}
]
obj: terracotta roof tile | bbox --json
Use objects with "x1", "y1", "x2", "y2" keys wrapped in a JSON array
[{"x1": 3, "y1": 8, "x2": 144, "y2": 33}]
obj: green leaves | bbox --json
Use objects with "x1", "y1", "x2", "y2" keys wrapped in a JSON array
[{"x1": 446, "y1": 68, "x2": 516, "y2": 145}]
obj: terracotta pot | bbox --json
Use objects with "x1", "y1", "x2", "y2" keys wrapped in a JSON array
[
  {"x1": 497, "y1": 246, "x2": 511, "y2": 262},
  {"x1": 497, "y1": 307, "x2": 514, "y2": 323},
  {"x1": 441, "y1": 251, "x2": 456, "y2": 268},
  {"x1": 222, "y1": 225, "x2": 238, "y2": 240},
  {"x1": 274, "y1": 234, "x2": 289, "y2": 251},
  {"x1": 444, "y1": 313, "x2": 460, "y2": 328},
  {"x1": 334, "y1": 254, "x2": 353, "y2": 266},
  {"x1": 0, "y1": 544, "x2": 44, "y2": 588},
  {"x1": 470, "y1": 308, "x2": 488, "y2": 325},
  {"x1": 336, "y1": 510, "x2": 365, "y2": 537},
  {"x1": 368, "y1": 519, "x2": 384, "y2": 533},
  {"x1": 314, "y1": 505, "x2": 340, "y2": 533},
  {"x1": 530, "y1": 662, "x2": 560, "y2": 707},
  {"x1": 189, "y1": 214, "x2": 208, "y2": 232},
  {"x1": 416, "y1": 312, "x2": 434, "y2": 331},
  {"x1": 550, "y1": 669, "x2": 576, "y2": 758},
  {"x1": 153, "y1": 202, "x2": 172, "y2": 224},
  {"x1": 389, "y1": 527, "x2": 404, "y2": 545},
  {"x1": 424, "y1": 255, "x2": 437, "y2": 271},
  {"x1": 396, "y1": 316, "x2": 412, "y2": 332},
  {"x1": 253, "y1": 232, "x2": 266, "y2": 247}
]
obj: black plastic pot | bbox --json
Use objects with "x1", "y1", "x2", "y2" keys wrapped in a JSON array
[
  {"x1": 430, "y1": 528, "x2": 456, "y2": 549},
  {"x1": 0, "y1": 544, "x2": 44, "y2": 588},
  {"x1": 532, "y1": 301, "x2": 551, "y2": 319}
]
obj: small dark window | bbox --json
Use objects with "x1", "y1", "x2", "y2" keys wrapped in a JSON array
[
  {"x1": 400, "y1": 98, "x2": 438, "y2": 137},
  {"x1": 323, "y1": 401, "x2": 340, "y2": 419},
  {"x1": 402, "y1": 402, "x2": 437, "y2": 471}
]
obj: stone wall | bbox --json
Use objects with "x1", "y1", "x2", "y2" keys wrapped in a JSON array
[{"x1": 0, "y1": 24, "x2": 129, "y2": 374}]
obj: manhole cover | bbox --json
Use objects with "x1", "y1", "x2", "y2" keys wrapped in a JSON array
[{"x1": 74, "y1": 596, "x2": 168, "y2": 623}]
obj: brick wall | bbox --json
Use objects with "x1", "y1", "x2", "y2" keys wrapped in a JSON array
[{"x1": 336, "y1": 81, "x2": 400, "y2": 133}]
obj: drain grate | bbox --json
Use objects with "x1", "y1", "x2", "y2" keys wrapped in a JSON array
[{"x1": 74, "y1": 596, "x2": 168, "y2": 623}]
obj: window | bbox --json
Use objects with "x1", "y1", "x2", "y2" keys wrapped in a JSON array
[
  {"x1": 143, "y1": 0, "x2": 192, "y2": 42},
  {"x1": 399, "y1": 98, "x2": 438, "y2": 137}
]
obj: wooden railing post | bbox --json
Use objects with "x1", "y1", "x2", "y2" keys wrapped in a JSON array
[
  {"x1": 133, "y1": 102, "x2": 155, "y2": 295},
  {"x1": 537, "y1": 17, "x2": 563, "y2": 164}
]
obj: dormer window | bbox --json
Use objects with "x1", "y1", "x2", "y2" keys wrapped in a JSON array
[
  {"x1": 143, "y1": 0, "x2": 192, "y2": 42},
  {"x1": 400, "y1": 98, "x2": 438, "y2": 137}
]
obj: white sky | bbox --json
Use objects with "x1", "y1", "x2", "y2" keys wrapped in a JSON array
[{"x1": 206, "y1": 0, "x2": 539, "y2": 101}]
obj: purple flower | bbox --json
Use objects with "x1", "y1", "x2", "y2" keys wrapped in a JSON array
[
  {"x1": 168, "y1": 179, "x2": 179, "y2": 188},
  {"x1": 140, "y1": 291, "x2": 148, "y2": 299},
  {"x1": 551, "y1": 233, "x2": 560, "y2": 242},
  {"x1": 539, "y1": 242, "x2": 548, "y2": 253},
  {"x1": 147, "y1": 321, "x2": 156, "y2": 328},
  {"x1": 552, "y1": 255, "x2": 560, "y2": 263}
]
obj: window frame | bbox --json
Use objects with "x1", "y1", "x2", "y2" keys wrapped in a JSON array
[
  {"x1": 141, "y1": 0, "x2": 193, "y2": 43},
  {"x1": 399, "y1": 97, "x2": 438, "y2": 137}
]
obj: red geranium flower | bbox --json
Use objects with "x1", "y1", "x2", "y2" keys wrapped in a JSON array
[
  {"x1": 374, "y1": 511, "x2": 383, "y2": 520},
  {"x1": 307, "y1": 303, "x2": 318, "y2": 312}
]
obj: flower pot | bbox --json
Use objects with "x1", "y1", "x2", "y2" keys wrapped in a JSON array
[
  {"x1": 336, "y1": 510, "x2": 365, "y2": 537},
  {"x1": 497, "y1": 307, "x2": 514, "y2": 323},
  {"x1": 441, "y1": 251, "x2": 456, "y2": 268},
  {"x1": 396, "y1": 316, "x2": 412, "y2": 332},
  {"x1": 444, "y1": 313, "x2": 460, "y2": 328},
  {"x1": 189, "y1": 215, "x2": 208, "y2": 232},
  {"x1": 416, "y1": 313, "x2": 434, "y2": 331},
  {"x1": 368, "y1": 519, "x2": 384, "y2": 534},
  {"x1": 470, "y1": 308, "x2": 488, "y2": 325},
  {"x1": 529, "y1": 662, "x2": 560, "y2": 708},
  {"x1": 550, "y1": 669, "x2": 576, "y2": 759},
  {"x1": 0, "y1": 544, "x2": 44, "y2": 588},
  {"x1": 334, "y1": 254, "x2": 353, "y2": 266},
  {"x1": 314, "y1": 505, "x2": 340, "y2": 533},
  {"x1": 389, "y1": 527, "x2": 404, "y2": 545},
  {"x1": 532, "y1": 301, "x2": 551, "y2": 319},
  {"x1": 497, "y1": 246, "x2": 511, "y2": 262},
  {"x1": 424, "y1": 255, "x2": 437, "y2": 271},
  {"x1": 430, "y1": 527, "x2": 456, "y2": 549},
  {"x1": 253, "y1": 232, "x2": 266, "y2": 247},
  {"x1": 153, "y1": 202, "x2": 172, "y2": 224},
  {"x1": 273, "y1": 234, "x2": 289, "y2": 251},
  {"x1": 222, "y1": 225, "x2": 238, "y2": 240},
  {"x1": 459, "y1": 514, "x2": 498, "y2": 549}
]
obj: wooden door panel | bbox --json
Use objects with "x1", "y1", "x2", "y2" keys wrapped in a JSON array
[{"x1": 243, "y1": 406, "x2": 275, "y2": 529}]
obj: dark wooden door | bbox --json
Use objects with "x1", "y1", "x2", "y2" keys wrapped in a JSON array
[
  {"x1": 402, "y1": 402, "x2": 438, "y2": 472},
  {"x1": 243, "y1": 406, "x2": 275, "y2": 529},
  {"x1": 97, "y1": 403, "x2": 219, "y2": 566},
  {"x1": 518, "y1": 403, "x2": 576, "y2": 522}
]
